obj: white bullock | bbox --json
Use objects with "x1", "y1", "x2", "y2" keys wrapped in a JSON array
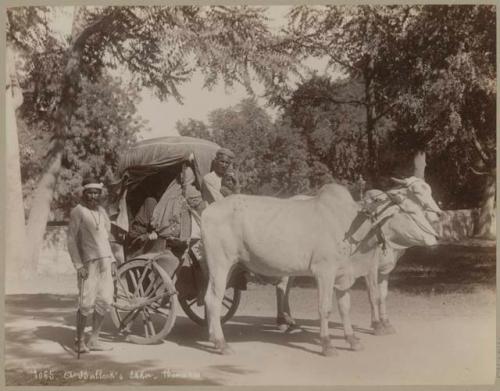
[
  {"x1": 202, "y1": 178, "x2": 441, "y2": 356},
  {"x1": 275, "y1": 177, "x2": 443, "y2": 336}
]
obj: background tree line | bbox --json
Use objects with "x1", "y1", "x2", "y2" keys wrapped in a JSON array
[{"x1": 7, "y1": 4, "x2": 496, "y2": 271}]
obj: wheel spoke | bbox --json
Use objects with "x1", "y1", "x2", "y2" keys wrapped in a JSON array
[
  {"x1": 120, "y1": 308, "x2": 141, "y2": 330},
  {"x1": 136, "y1": 263, "x2": 151, "y2": 294},
  {"x1": 144, "y1": 271, "x2": 158, "y2": 296},
  {"x1": 150, "y1": 305, "x2": 171, "y2": 317},
  {"x1": 141, "y1": 310, "x2": 149, "y2": 338},
  {"x1": 128, "y1": 269, "x2": 141, "y2": 297},
  {"x1": 149, "y1": 281, "x2": 165, "y2": 300},
  {"x1": 116, "y1": 275, "x2": 133, "y2": 300},
  {"x1": 114, "y1": 292, "x2": 130, "y2": 301},
  {"x1": 134, "y1": 269, "x2": 147, "y2": 296},
  {"x1": 222, "y1": 295, "x2": 234, "y2": 310},
  {"x1": 144, "y1": 307, "x2": 157, "y2": 336}
]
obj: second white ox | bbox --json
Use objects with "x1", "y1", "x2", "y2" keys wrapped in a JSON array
[
  {"x1": 275, "y1": 177, "x2": 443, "y2": 336},
  {"x1": 201, "y1": 178, "x2": 441, "y2": 356}
]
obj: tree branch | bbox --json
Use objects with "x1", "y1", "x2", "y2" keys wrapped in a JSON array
[
  {"x1": 71, "y1": 10, "x2": 121, "y2": 51},
  {"x1": 469, "y1": 127, "x2": 491, "y2": 165},
  {"x1": 470, "y1": 166, "x2": 489, "y2": 176}
]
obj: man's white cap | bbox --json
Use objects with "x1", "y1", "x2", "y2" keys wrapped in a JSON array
[{"x1": 82, "y1": 177, "x2": 104, "y2": 191}]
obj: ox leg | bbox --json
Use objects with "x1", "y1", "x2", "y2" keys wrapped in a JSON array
[
  {"x1": 336, "y1": 289, "x2": 363, "y2": 351},
  {"x1": 276, "y1": 277, "x2": 298, "y2": 332},
  {"x1": 364, "y1": 271, "x2": 383, "y2": 336},
  {"x1": 205, "y1": 266, "x2": 233, "y2": 355},
  {"x1": 315, "y1": 273, "x2": 337, "y2": 357},
  {"x1": 378, "y1": 273, "x2": 396, "y2": 334}
]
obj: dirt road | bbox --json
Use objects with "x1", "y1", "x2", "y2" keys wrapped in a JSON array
[{"x1": 5, "y1": 281, "x2": 496, "y2": 386}]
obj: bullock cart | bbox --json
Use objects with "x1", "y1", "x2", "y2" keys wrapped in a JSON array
[{"x1": 109, "y1": 136, "x2": 243, "y2": 344}]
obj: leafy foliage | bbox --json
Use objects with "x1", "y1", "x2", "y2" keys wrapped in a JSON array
[
  {"x1": 177, "y1": 98, "x2": 334, "y2": 197},
  {"x1": 9, "y1": 5, "x2": 496, "y2": 218},
  {"x1": 8, "y1": 5, "x2": 300, "y2": 219},
  {"x1": 18, "y1": 74, "x2": 144, "y2": 219},
  {"x1": 283, "y1": 5, "x2": 495, "y2": 207},
  {"x1": 282, "y1": 75, "x2": 370, "y2": 182}
]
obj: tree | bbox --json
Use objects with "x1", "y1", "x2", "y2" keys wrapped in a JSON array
[
  {"x1": 176, "y1": 119, "x2": 211, "y2": 140},
  {"x1": 391, "y1": 5, "x2": 496, "y2": 236},
  {"x1": 177, "y1": 98, "x2": 334, "y2": 197},
  {"x1": 282, "y1": 75, "x2": 372, "y2": 182},
  {"x1": 20, "y1": 75, "x2": 143, "y2": 220},
  {"x1": 208, "y1": 98, "x2": 275, "y2": 194},
  {"x1": 267, "y1": 119, "x2": 333, "y2": 197},
  {"x1": 7, "y1": 5, "x2": 299, "y2": 268},
  {"x1": 285, "y1": 5, "x2": 495, "y2": 225},
  {"x1": 5, "y1": 45, "x2": 27, "y2": 283},
  {"x1": 285, "y1": 5, "x2": 416, "y2": 181}
]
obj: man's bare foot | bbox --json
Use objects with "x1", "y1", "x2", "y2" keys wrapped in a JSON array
[
  {"x1": 87, "y1": 339, "x2": 113, "y2": 351},
  {"x1": 74, "y1": 339, "x2": 90, "y2": 353}
]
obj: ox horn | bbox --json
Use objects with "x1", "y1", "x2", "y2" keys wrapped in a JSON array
[{"x1": 390, "y1": 177, "x2": 408, "y2": 186}]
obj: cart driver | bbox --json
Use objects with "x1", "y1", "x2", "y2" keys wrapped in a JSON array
[
  {"x1": 200, "y1": 148, "x2": 245, "y2": 298},
  {"x1": 202, "y1": 148, "x2": 240, "y2": 204},
  {"x1": 67, "y1": 176, "x2": 117, "y2": 354}
]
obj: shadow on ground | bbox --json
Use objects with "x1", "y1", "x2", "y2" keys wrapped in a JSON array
[
  {"x1": 5, "y1": 242, "x2": 495, "y2": 385},
  {"x1": 5, "y1": 293, "x2": 372, "y2": 385},
  {"x1": 290, "y1": 242, "x2": 496, "y2": 294},
  {"x1": 170, "y1": 315, "x2": 372, "y2": 356},
  {"x1": 4, "y1": 294, "x2": 220, "y2": 386}
]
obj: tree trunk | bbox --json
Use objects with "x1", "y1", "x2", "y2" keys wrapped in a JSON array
[
  {"x1": 413, "y1": 151, "x2": 426, "y2": 179},
  {"x1": 474, "y1": 174, "x2": 496, "y2": 240},
  {"x1": 5, "y1": 45, "x2": 27, "y2": 286},
  {"x1": 23, "y1": 6, "x2": 86, "y2": 269},
  {"x1": 363, "y1": 61, "x2": 376, "y2": 183},
  {"x1": 25, "y1": 152, "x2": 63, "y2": 270},
  {"x1": 365, "y1": 82, "x2": 375, "y2": 182}
]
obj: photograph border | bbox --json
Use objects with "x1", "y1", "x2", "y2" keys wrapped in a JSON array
[{"x1": 1, "y1": 1, "x2": 498, "y2": 390}]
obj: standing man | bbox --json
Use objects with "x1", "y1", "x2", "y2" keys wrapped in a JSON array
[
  {"x1": 67, "y1": 176, "x2": 117, "y2": 354},
  {"x1": 201, "y1": 148, "x2": 239, "y2": 203}
]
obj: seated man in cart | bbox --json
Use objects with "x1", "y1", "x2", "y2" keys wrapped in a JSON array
[{"x1": 127, "y1": 163, "x2": 205, "y2": 278}]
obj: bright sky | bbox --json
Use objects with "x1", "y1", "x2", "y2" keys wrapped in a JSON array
[
  {"x1": 49, "y1": 6, "x2": 329, "y2": 140},
  {"x1": 136, "y1": 6, "x2": 295, "y2": 139}
]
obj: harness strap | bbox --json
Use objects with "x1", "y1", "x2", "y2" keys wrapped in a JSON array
[{"x1": 345, "y1": 194, "x2": 397, "y2": 254}]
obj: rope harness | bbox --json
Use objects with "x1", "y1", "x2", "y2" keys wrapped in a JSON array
[{"x1": 344, "y1": 181, "x2": 437, "y2": 255}]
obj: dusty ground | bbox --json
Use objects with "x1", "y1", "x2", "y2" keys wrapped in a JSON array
[{"x1": 4, "y1": 274, "x2": 496, "y2": 386}]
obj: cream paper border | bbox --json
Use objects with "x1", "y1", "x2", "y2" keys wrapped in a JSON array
[{"x1": 0, "y1": 1, "x2": 498, "y2": 390}]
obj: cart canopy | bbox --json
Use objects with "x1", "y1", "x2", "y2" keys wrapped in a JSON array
[{"x1": 118, "y1": 136, "x2": 220, "y2": 190}]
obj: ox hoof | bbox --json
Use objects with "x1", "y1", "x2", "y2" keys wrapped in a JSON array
[
  {"x1": 345, "y1": 335, "x2": 363, "y2": 351},
  {"x1": 372, "y1": 321, "x2": 387, "y2": 336},
  {"x1": 372, "y1": 320, "x2": 395, "y2": 336},
  {"x1": 322, "y1": 346, "x2": 338, "y2": 357},
  {"x1": 219, "y1": 345, "x2": 234, "y2": 355},
  {"x1": 214, "y1": 340, "x2": 233, "y2": 355},
  {"x1": 278, "y1": 322, "x2": 302, "y2": 334},
  {"x1": 320, "y1": 338, "x2": 338, "y2": 357},
  {"x1": 381, "y1": 319, "x2": 396, "y2": 334}
]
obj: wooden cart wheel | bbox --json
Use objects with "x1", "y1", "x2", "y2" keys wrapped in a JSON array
[
  {"x1": 111, "y1": 258, "x2": 178, "y2": 344},
  {"x1": 179, "y1": 286, "x2": 241, "y2": 326}
]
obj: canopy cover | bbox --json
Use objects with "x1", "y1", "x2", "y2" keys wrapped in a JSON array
[{"x1": 118, "y1": 136, "x2": 220, "y2": 190}]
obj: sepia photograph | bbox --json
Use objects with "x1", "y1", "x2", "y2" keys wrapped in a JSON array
[{"x1": 3, "y1": 2, "x2": 497, "y2": 387}]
